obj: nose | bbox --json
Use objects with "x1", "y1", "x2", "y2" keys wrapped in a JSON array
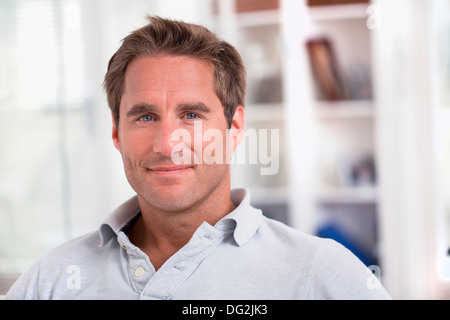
[{"x1": 152, "y1": 119, "x2": 178, "y2": 157}]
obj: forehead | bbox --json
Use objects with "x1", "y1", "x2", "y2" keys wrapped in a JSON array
[
  {"x1": 123, "y1": 55, "x2": 215, "y2": 93},
  {"x1": 120, "y1": 54, "x2": 222, "y2": 116}
]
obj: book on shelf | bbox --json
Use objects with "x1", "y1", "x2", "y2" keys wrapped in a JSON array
[
  {"x1": 235, "y1": 0, "x2": 279, "y2": 13},
  {"x1": 306, "y1": 37, "x2": 372, "y2": 101},
  {"x1": 307, "y1": 0, "x2": 368, "y2": 6},
  {"x1": 306, "y1": 37, "x2": 347, "y2": 101}
]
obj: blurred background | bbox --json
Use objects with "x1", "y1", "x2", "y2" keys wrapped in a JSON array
[{"x1": 0, "y1": 0, "x2": 449, "y2": 299}]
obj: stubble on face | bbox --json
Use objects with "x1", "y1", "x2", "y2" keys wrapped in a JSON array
[{"x1": 115, "y1": 55, "x2": 236, "y2": 216}]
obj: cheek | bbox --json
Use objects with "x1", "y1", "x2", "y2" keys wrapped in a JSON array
[{"x1": 120, "y1": 131, "x2": 152, "y2": 160}]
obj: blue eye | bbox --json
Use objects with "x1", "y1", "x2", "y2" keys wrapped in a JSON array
[
  {"x1": 185, "y1": 113, "x2": 199, "y2": 120},
  {"x1": 139, "y1": 115, "x2": 154, "y2": 122}
]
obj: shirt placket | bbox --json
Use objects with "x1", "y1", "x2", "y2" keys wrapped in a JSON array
[
  {"x1": 117, "y1": 232, "x2": 155, "y2": 294},
  {"x1": 140, "y1": 223, "x2": 225, "y2": 300}
]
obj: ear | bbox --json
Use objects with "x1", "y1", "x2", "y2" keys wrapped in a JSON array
[
  {"x1": 111, "y1": 114, "x2": 121, "y2": 152},
  {"x1": 228, "y1": 105, "x2": 245, "y2": 154}
]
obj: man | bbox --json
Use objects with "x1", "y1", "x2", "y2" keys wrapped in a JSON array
[{"x1": 7, "y1": 16, "x2": 390, "y2": 299}]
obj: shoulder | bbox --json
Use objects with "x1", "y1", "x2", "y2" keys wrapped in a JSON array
[
  {"x1": 256, "y1": 215, "x2": 324, "y2": 253},
  {"x1": 6, "y1": 196, "x2": 139, "y2": 300},
  {"x1": 257, "y1": 215, "x2": 363, "y2": 263},
  {"x1": 247, "y1": 216, "x2": 329, "y2": 275},
  {"x1": 256, "y1": 216, "x2": 391, "y2": 299},
  {"x1": 255, "y1": 216, "x2": 359, "y2": 266},
  {"x1": 40, "y1": 231, "x2": 105, "y2": 267},
  {"x1": 6, "y1": 231, "x2": 110, "y2": 300}
]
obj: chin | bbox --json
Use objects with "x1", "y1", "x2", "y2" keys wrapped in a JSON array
[{"x1": 139, "y1": 185, "x2": 198, "y2": 213}]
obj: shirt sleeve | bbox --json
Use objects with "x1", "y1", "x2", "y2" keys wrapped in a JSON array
[{"x1": 307, "y1": 238, "x2": 392, "y2": 300}]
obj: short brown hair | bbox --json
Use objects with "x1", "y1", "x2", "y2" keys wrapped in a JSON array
[{"x1": 103, "y1": 16, "x2": 246, "y2": 128}]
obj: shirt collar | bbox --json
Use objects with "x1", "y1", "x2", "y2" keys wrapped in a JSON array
[
  {"x1": 98, "y1": 188, "x2": 262, "y2": 247},
  {"x1": 98, "y1": 196, "x2": 141, "y2": 246},
  {"x1": 218, "y1": 188, "x2": 262, "y2": 246}
]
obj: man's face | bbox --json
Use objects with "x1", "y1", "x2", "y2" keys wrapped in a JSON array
[{"x1": 113, "y1": 55, "x2": 243, "y2": 213}]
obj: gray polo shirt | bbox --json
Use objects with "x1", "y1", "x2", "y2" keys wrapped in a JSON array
[{"x1": 6, "y1": 189, "x2": 391, "y2": 300}]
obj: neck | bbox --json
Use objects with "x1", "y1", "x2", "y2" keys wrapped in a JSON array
[{"x1": 130, "y1": 185, "x2": 235, "y2": 270}]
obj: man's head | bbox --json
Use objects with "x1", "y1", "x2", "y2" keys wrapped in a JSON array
[
  {"x1": 104, "y1": 16, "x2": 246, "y2": 129},
  {"x1": 103, "y1": 16, "x2": 246, "y2": 214}
]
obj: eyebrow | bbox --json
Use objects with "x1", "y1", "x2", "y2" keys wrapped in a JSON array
[
  {"x1": 125, "y1": 102, "x2": 212, "y2": 118},
  {"x1": 126, "y1": 103, "x2": 158, "y2": 118},
  {"x1": 177, "y1": 102, "x2": 212, "y2": 114}
]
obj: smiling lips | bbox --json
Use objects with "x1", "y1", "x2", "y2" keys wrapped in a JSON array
[{"x1": 148, "y1": 165, "x2": 194, "y2": 176}]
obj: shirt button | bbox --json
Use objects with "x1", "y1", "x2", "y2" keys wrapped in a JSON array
[
  {"x1": 120, "y1": 242, "x2": 128, "y2": 250},
  {"x1": 204, "y1": 234, "x2": 213, "y2": 241},
  {"x1": 134, "y1": 267, "x2": 145, "y2": 278},
  {"x1": 174, "y1": 264, "x2": 184, "y2": 271}
]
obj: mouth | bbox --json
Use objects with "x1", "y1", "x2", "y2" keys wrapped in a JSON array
[{"x1": 148, "y1": 164, "x2": 194, "y2": 177}]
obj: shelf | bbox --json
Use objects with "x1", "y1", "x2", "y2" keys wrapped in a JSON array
[
  {"x1": 245, "y1": 103, "x2": 285, "y2": 122},
  {"x1": 313, "y1": 100, "x2": 374, "y2": 119},
  {"x1": 316, "y1": 185, "x2": 377, "y2": 204},
  {"x1": 308, "y1": 3, "x2": 370, "y2": 21},
  {"x1": 236, "y1": 9, "x2": 280, "y2": 27}
]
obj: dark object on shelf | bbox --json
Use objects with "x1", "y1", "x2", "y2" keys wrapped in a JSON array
[
  {"x1": 253, "y1": 74, "x2": 283, "y2": 104},
  {"x1": 235, "y1": 0, "x2": 279, "y2": 12},
  {"x1": 338, "y1": 153, "x2": 376, "y2": 187},
  {"x1": 306, "y1": 38, "x2": 346, "y2": 101},
  {"x1": 307, "y1": 0, "x2": 368, "y2": 6},
  {"x1": 317, "y1": 223, "x2": 377, "y2": 267}
]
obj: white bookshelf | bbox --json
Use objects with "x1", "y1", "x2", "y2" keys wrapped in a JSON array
[
  {"x1": 281, "y1": 0, "x2": 379, "y2": 265},
  {"x1": 308, "y1": 3, "x2": 369, "y2": 21},
  {"x1": 316, "y1": 185, "x2": 377, "y2": 205},
  {"x1": 215, "y1": 0, "x2": 450, "y2": 299},
  {"x1": 313, "y1": 100, "x2": 374, "y2": 119},
  {"x1": 235, "y1": 9, "x2": 280, "y2": 27}
]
